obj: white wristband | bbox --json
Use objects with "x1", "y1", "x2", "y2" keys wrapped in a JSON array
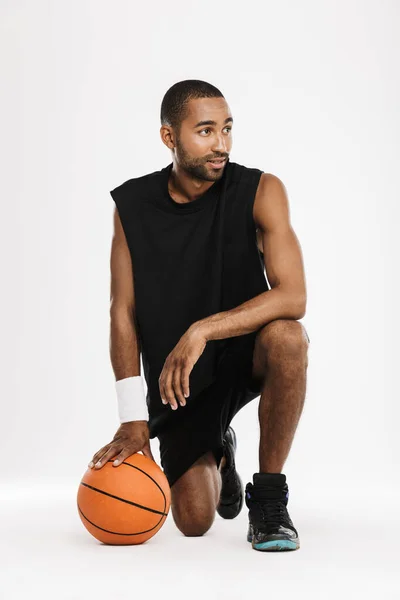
[{"x1": 115, "y1": 376, "x2": 149, "y2": 423}]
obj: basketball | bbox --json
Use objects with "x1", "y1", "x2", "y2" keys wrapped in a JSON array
[{"x1": 77, "y1": 452, "x2": 171, "y2": 545}]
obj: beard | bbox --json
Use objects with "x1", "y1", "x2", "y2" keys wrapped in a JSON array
[{"x1": 175, "y1": 136, "x2": 227, "y2": 182}]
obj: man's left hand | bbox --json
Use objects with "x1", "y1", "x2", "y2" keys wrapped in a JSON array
[{"x1": 159, "y1": 325, "x2": 208, "y2": 410}]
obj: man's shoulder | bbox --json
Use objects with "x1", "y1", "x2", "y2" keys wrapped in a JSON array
[
  {"x1": 111, "y1": 165, "x2": 165, "y2": 195},
  {"x1": 228, "y1": 160, "x2": 264, "y2": 183},
  {"x1": 110, "y1": 164, "x2": 170, "y2": 208}
]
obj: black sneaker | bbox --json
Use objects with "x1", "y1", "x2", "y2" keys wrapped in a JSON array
[
  {"x1": 245, "y1": 472, "x2": 300, "y2": 551},
  {"x1": 216, "y1": 426, "x2": 244, "y2": 519}
]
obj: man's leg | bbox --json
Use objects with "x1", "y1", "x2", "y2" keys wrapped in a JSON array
[
  {"x1": 250, "y1": 319, "x2": 309, "y2": 472},
  {"x1": 170, "y1": 451, "x2": 225, "y2": 536}
]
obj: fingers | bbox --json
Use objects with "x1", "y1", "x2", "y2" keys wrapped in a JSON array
[
  {"x1": 173, "y1": 367, "x2": 186, "y2": 407},
  {"x1": 89, "y1": 444, "x2": 111, "y2": 468},
  {"x1": 181, "y1": 364, "x2": 190, "y2": 400},
  {"x1": 89, "y1": 445, "x2": 121, "y2": 469},
  {"x1": 111, "y1": 446, "x2": 140, "y2": 466},
  {"x1": 160, "y1": 362, "x2": 189, "y2": 409},
  {"x1": 160, "y1": 364, "x2": 178, "y2": 410},
  {"x1": 89, "y1": 445, "x2": 139, "y2": 468},
  {"x1": 142, "y1": 443, "x2": 155, "y2": 462}
]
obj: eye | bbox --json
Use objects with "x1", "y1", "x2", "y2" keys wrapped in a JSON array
[{"x1": 199, "y1": 126, "x2": 232, "y2": 135}]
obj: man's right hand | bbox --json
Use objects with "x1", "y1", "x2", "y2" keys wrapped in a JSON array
[{"x1": 88, "y1": 421, "x2": 154, "y2": 469}]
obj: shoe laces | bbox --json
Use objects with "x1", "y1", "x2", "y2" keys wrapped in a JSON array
[
  {"x1": 258, "y1": 499, "x2": 289, "y2": 526},
  {"x1": 247, "y1": 484, "x2": 293, "y2": 530}
]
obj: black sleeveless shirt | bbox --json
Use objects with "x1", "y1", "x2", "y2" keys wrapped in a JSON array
[{"x1": 110, "y1": 159, "x2": 270, "y2": 438}]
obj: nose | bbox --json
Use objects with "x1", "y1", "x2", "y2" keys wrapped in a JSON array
[{"x1": 211, "y1": 132, "x2": 228, "y2": 155}]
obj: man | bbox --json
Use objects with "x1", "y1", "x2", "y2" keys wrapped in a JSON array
[{"x1": 89, "y1": 80, "x2": 310, "y2": 552}]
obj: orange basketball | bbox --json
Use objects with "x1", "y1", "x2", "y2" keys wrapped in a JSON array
[{"x1": 77, "y1": 452, "x2": 171, "y2": 545}]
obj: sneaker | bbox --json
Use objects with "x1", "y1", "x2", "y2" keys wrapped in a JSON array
[
  {"x1": 216, "y1": 426, "x2": 244, "y2": 519},
  {"x1": 245, "y1": 472, "x2": 300, "y2": 551}
]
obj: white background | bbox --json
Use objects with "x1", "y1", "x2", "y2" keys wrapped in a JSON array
[{"x1": 1, "y1": 1, "x2": 399, "y2": 598}]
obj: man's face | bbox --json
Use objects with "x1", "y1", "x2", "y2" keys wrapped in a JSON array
[{"x1": 173, "y1": 97, "x2": 233, "y2": 182}]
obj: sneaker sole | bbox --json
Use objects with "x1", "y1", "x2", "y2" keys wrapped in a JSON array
[{"x1": 248, "y1": 537, "x2": 300, "y2": 551}]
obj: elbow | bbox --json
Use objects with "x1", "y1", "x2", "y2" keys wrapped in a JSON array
[
  {"x1": 110, "y1": 302, "x2": 135, "y2": 321},
  {"x1": 292, "y1": 295, "x2": 307, "y2": 319}
]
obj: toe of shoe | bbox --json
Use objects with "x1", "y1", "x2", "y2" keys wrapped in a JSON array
[
  {"x1": 253, "y1": 538, "x2": 300, "y2": 551},
  {"x1": 252, "y1": 528, "x2": 300, "y2": 551}
]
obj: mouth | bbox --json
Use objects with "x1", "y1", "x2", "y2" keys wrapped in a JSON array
[{"x1": 207, "y1": 158, "x2": 227, "y2": 169}]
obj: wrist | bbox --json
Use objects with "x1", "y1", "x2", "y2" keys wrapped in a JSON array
[
  {"x1": 115, "y1": 376, "x2": 149, "y2": 423},
  {"x1": 189, "y1": 320, "x2": 210, "y2": 342}
]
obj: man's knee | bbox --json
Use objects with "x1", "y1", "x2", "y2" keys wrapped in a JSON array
[
  {"x1": 251, "y1": 319, "x2": 309, "y2": 383},
  {"x1": 172, "y1": 510, "x2": 215, "y2": 537},
  {"x1": 170, "y1": 451, "x2": 219, "y2": 537},
  {"x1": 256, "y1": 319, "x2": 309, "y2": 358}
]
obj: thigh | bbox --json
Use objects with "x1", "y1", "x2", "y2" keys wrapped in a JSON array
[{"x1": 157, "y1": 371, "x2": 234, "y2": 488}]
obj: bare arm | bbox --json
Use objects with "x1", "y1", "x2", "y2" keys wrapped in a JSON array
[
  {"x1": 193, "y1": 173, "x2": 307, "y2": 342},
  {"x1": 255, "y1": 173, "x2": 307, "y2": 300},
  {"x1": 109, "y1": 206, "x2": 141, "y2": 379},
  {"x1": 88, "y1": 207, "x2": 154, "y2": 471}
]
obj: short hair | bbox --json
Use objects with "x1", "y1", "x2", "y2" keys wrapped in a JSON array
[{"x1": 160, "y1": 79, "x2": 224, "y2": 133}]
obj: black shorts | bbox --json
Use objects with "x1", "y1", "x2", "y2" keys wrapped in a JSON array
[{"x1": 157, "y1": 335, "x2": 262, "y2": 488}]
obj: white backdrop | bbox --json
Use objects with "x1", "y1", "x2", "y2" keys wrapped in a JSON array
[{"x1": 1, "y1": 1, "x2": 399, "y2": 598}]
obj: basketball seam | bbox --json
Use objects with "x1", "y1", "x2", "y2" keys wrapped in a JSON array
[
  {"x1": 80, "y1": 482, "x2": 168, "y2": 516},
  {"x1": 77, "y1": 504, "x2": 166, "y2": 536}
]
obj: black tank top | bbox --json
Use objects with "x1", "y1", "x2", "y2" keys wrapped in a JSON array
[{"x1": 110, "y1": 159, "x2": 270, "y2": 437}]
